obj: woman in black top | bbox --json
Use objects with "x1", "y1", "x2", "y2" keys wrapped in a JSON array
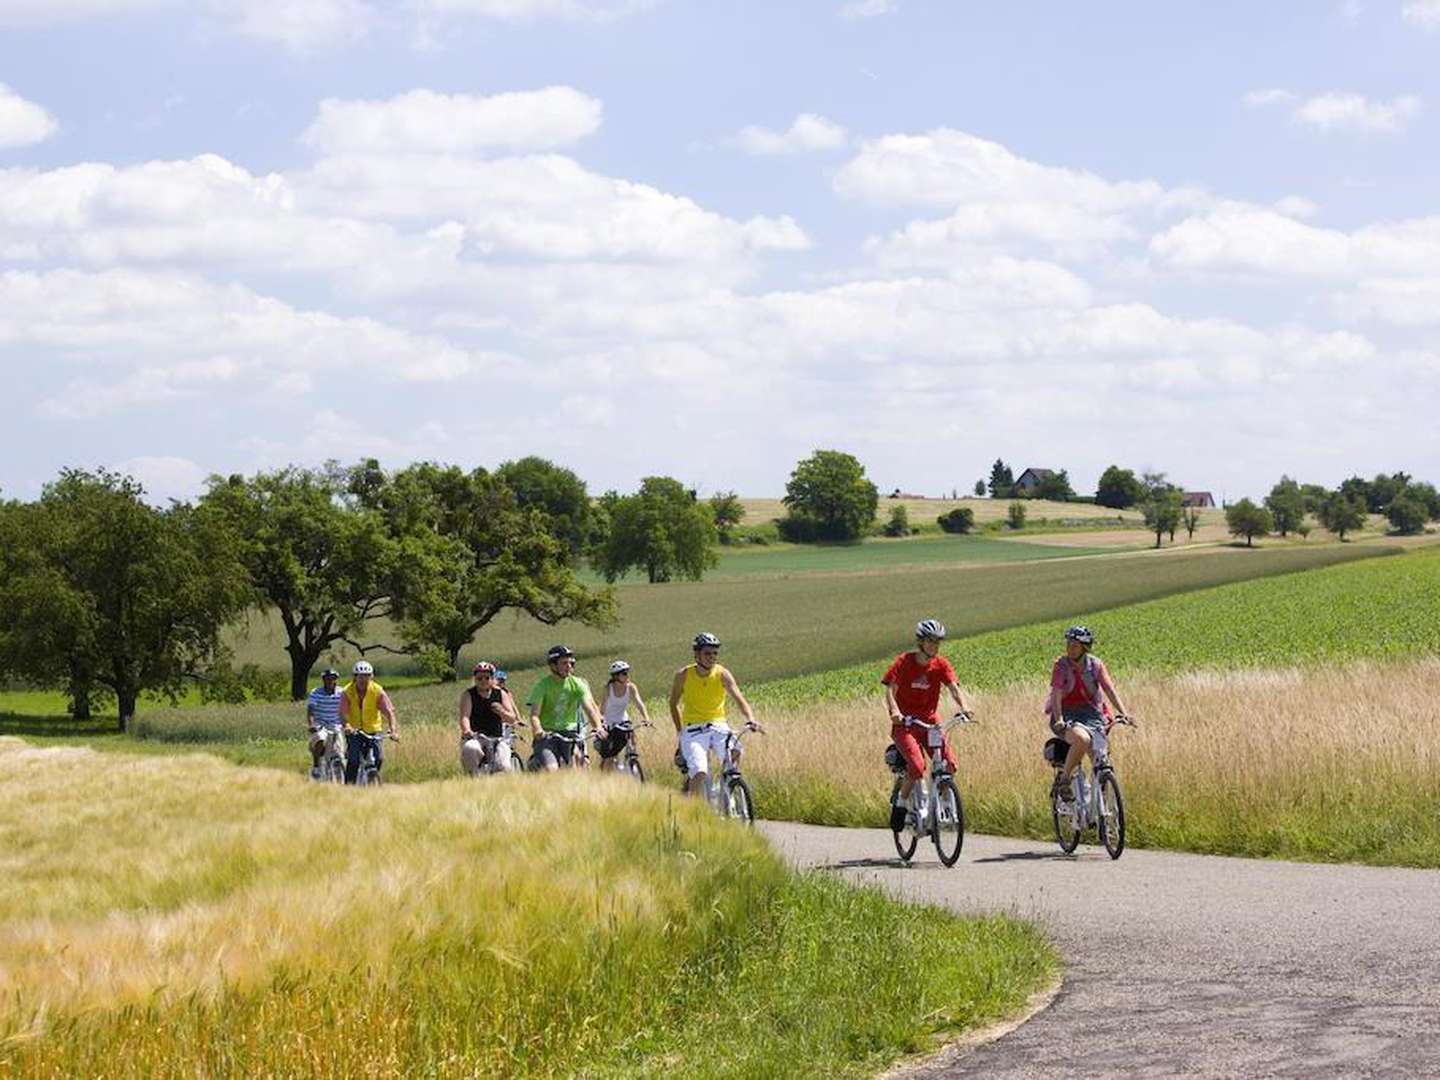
[{"x1": 460, "y1": 661, "x2": 518, "y2": 774}]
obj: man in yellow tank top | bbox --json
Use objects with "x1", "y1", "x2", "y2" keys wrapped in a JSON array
[
  {"x1": 669, "y1": 632, "x2": 759, "y2": 799},
  {"x1": 339, "y1": 659, "x2": 399, "y2": 784}
]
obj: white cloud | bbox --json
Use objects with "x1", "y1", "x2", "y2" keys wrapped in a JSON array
[
  {"x1": 728, "y1": 113, "x2": 849, "y2": 155},
  {"x1": 1246, "y1": 88, "x2": 1422, "y2": 133},
  {"x1": 0, "y1": 83, "x2": 58, "y2": 149},
  {"x1": 1334, "y1": 277, "x2": 1440, "y2": 324},
  {"x1": 113, "y1": 455, "x2": 209, "y2": 502},
  {"x1": 838, "y1": 0, "x2": 898, "y2": 18},
  {"x1": 302, "y1": 87, "x2": 603, "y2": 155},
  {"x1": 1402, "y1": 0, "x2": 1440, "y2": 28},
  {"x1": 413, "y1": 0, "x2": 661, "y2": 20}
]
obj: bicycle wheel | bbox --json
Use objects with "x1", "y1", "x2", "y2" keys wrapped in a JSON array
[
  {"x1": 890, "y1": 777, "x2": 918, "y2": 862},
  {"x1": 726, "y1": 777, "x2": 755, "y2": 825},
  {"x1": 326, "y1": 757, "x2": 344, "y2": 784},
  {"x1": 1097, "y1": 770, "x2": 1126, "y2": 860},
  {"x1": 1052, "y1": 775, "x2": 1082, "y2": 854},
  {"x1": 626, "y1": 755, "x2": 646, "y2": 783},
  {"x1": 510, "y1": 751, "x2": 527, "y2": 774},
  {"x1": 931, "y1": 777, "x2": 965, "y2": 867}
]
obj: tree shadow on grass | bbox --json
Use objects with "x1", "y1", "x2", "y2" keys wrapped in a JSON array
[{"x1": 0, "y1": 713, "x2": 118, "y2": 739}]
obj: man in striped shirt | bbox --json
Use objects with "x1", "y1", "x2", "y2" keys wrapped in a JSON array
[{"x1": 306, "y1": 668, "x2": 344, "y2": 779}]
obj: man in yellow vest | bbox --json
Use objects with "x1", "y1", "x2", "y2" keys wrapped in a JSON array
[
  {"x1": 668, "y1": 632, "x2": 759, "y2": 799},
  {"x1": 339, "y1": 659, "x2": 399, "y2": 784}
]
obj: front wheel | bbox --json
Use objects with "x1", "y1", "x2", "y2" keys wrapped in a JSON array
[
  {"x1": 890, "y1": 777, "x2": 918, "y2": 862},
  {"x1": 931, "y1": 776, "x2": 965, "y2": 867},
  {"x1": 510, "y1": 751, "x2": 527, "y2": 774},
  {"x1": 326, "y1": 757, "x2": 344, "y2": 784},
  {"x1": 1052, "y1": 774, "x2": 1082, "y2": 854},
  {"x1": 626, "y1": 755, "x2": 646, "y2": 783},
  {"x1": 1098, "y1": 770, "x2": 1126, "y2": 860},
  {"x1": 726, "y1": 777, "x2": 755, "y2": 825}
]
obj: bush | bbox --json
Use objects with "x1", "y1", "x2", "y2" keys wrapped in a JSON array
[
  {"x1": 937, "y1": 507, "x2": 976, "y2": 534},
  {"x1": 882, "y1": 504, "x2": 910, "y2": 537},
  {"x1": 1387, "y1": 494, "x2": 1429, "y2": 535},
  {"x1": 1007, "y1": 502, "x2": 1027, "y2": 530}
]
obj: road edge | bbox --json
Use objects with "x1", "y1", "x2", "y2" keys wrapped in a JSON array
[{"x1": 877, "y1": 972, "x2": 1063, "y2": 1079}]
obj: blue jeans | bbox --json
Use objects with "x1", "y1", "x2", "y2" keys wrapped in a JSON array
[{"x1": 345, "y1": 730, "x2": 384, "y2": 784}]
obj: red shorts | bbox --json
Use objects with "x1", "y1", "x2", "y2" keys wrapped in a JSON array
[{"x1": 891, "y1": 721, "x2": 957, "y2": 781}]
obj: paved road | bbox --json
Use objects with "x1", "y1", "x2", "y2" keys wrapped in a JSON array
[{"x1": 761, "y1": 822, "x2": 1440, "y2": 1078}]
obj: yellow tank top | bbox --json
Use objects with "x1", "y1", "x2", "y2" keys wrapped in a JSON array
[
  {"x1": 681, "y1": 664, "x2": 727, "y2": 724},
  {"x1": 343, "y1": 680, "x2": 386, "y2": 734}
]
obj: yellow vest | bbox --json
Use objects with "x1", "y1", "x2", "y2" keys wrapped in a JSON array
[
  {"x1": 343, "y1": 680, "x2": 387, "y2": 734},
  {"x1": 680, "y1": 664, "x2": 727, "y2": 724}
]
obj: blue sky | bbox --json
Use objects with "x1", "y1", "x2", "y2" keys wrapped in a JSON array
[{"x1": 1, "y1": 0, "x2": 1437, "y2": 503}]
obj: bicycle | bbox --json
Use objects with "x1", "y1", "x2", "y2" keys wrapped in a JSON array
[
  {"x1": 350, "y1": 730, "x2": 397, "y2": 787},
  {"x1": 467, "y1": 724, "x2": 528, "y2": 775},
  {"x1": 1050, "y1": 716, "x2": 1135, "y2": 860},
  {"x1": 532, "y1": 727, "x2": 590, "y2": 770},
  {"x1": 312, "y1": 726, "x2": 345, "y2": 784},
  {"x1": 603, "y1": 719, "x2": 652, "y2": 782},
  {"x1": 887, "y1": 713, "x2": 975, "y2": 868},
  {"x1": 676, "y1": 720, "x2": 763, "y2": 825}
]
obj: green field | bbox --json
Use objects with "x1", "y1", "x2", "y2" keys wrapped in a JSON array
[{"x1": 0, "y1": 742, "x2": 1054, "y2": 1077}]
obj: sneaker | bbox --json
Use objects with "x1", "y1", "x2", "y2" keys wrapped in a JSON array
[
  {"x1": 1052, "y1": 772, "x2": 1075, "y2": 803},
  {"x1": 889, "y1": 803, "x2": 908, "y2": 831},
  {"x1": 310, "y1": 766, "x2": 321, "y2": 780}
]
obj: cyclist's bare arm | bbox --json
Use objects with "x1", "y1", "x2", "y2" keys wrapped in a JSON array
[
  {"x1": 529, "y1": 702, "x2": 544, "y2": 738},
  {"x1": 379, "y1": 692, "x2": 399, "y2": 738},
  {"x1": 630, "y1": 684, "x2": 652, "y2": 724},
  {"x1": 494, "y1": 690, "x2": 518, "y2": 725},
  {"x1": 668, "y1": 668, "x2": 686, "y2": 731},
  {"x1": 882, "y1": 681, "x2": 903, "y2": 723},
  {"x1": 945, "y1": 679, "x2": 971, "y2": 715},
  {"x1": 583, "y1": 694, "x2": 605, "y2": 735},
  {"x1": 459, "y1": 690, "x2": 474, "y2": 739},
  {"x1": 720, "y1": 668, "x2": 757, "y2": 728}
]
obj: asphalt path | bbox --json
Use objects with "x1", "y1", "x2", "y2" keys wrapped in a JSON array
[{"x1": 761, "y1": 822, "x2": 1440, "y2": 1078}]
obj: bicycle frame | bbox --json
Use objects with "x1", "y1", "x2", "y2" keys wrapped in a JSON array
[
  {"x1": 315, "y1": 726, "x2": 345, "y2": 783},
  {"x1": 470, "y1": 725, "x2": 524, "y2": 774},
  {"x1": 351, "y1": 730, "x2": 391, "y2": 786},
  {"x1": 899, "y1": 714, "x2": 973, "y2": 831},
  {"x1": 1053, "y1": 717, "x2": 1133, "y2": 855}
]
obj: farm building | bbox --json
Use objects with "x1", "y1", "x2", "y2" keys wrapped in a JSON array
[
  {"x1": 1014, "y1": 468, "x2": 1055, "y2": 494},
  {"x1": 1182, "y1": 491, "x2": 1216, "y2": 508}
]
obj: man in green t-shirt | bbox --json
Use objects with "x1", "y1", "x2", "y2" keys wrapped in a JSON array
[{"x1": 526, "y1": 644, "x2": 605, "y2": 771}]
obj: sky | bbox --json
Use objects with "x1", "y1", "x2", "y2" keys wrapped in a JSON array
[{"x1": 1, "y1": 0, "x2": 1438, "y2": 504}]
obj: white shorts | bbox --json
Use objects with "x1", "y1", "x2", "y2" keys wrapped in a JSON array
[
  {"x1": 461, "y1": 735, "x2": 512, "y2": 775},
  {"x1": 679, "y1": 722, "x2": 732, "y2": 777}
]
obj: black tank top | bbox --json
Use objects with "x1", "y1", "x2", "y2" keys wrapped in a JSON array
[{"x1": 468, "y1": 686, "x2": 505, "y2": 738}]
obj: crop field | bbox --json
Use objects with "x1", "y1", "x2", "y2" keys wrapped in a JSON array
[
  {"x1": 0, "y1": 740, "x2": 1053, "y2": 1078},
  {"x1": 737, "y1": 495, "x2": 1167, "y2": 526}
]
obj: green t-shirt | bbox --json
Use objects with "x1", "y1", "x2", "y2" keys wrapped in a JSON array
[{"x1": 526, "y1": 673, "x2": 593, "y2": 733}]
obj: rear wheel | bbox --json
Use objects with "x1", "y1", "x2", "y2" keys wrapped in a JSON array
[
  {"x1": 1052, "y1": 773, "x2": 1081, "y2": 854},
  {"x1": 1098, "y1": 770, "x2": 1126, "y2": 860},
  {"x1": 626, "y1": 755, "x2": 646, "y2": 783},
  {"x1": 726, "y1": 777, "x2": 755, "y2": 825},
  {"x1": 932, "y1": 776, "x2": 965, "y2": 867}
]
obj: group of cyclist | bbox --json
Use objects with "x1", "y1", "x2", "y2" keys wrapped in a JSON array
[{"x1": 306, "y1": 620, "x2": 1129, "y2": 809}]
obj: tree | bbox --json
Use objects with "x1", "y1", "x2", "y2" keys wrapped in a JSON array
[
  {"x1": 1140, "y1": 473, "x2": 1182, "y2": 549},
  {"x1": 0, "y1": 470, "x2": 249, "y2": 729},
  {"x1": 1225, "y1": 498, "x2": 1274, "y2": 547},
  {"x1": 1095, "y1": 466, "x2": 1144, "y2": 510},
  {"x1": 595, "y1": 476, "x2": 720, "y2": 583},
  {"x1": 781, "y1": 449, "x2": 879, "y2": 541},
  {"x1": 1007, "y1": 501, "x2": 1027, "y2": 530},
  {"x1": 973, "y1": 480, "x2": 986, "y2": 497},
  {"x1": 357, "y1": 462, "x2": 616, "y2": 676},
  {"x1": 937, "y1": 507, "x2": 976, "y2": 534},
  {"x1": 201, "y1": 466, "x2": 450, "y2": 699},
  {"x1": 1182, "y1": 507, "x2": 1202, "y2": 541},
  {"x1": 882, "y1": 504, "x2": 910, "y2": 537},
  {"x1": 1406, "y1": 481, "x2": 1440, "y2": 521},
  {"x1": 1366, "y1": 472, "x2": 1411, "y2": 514},
  {"x1": 1032, "y1": 469, "x2": 1076, "y2": 502},
  {"x1": 1264, "y1": 476, "x2": 1306, "y2": 537},
  {"x1": 1299, "y1": 483, "x2": 1330, "y2": 515},
  {"x1": 1387, "y1": 493, "x2": 1429, "y2": 535},
  {"x1": 494, "y1": 456, "x2": 600, "y2": 560},
  {"x1": 1338, "y1": 475, "x2": 1372, "y2": 511},
  {"x1": 987, "y1": 459, "x2": 1015, "y2": 499},
  {"x1": 709, "y1": 491, "x2": 746, "y2": 544},
  {"x1": 1317, "y1": 492, "x2": 1366, "y2": 541}
]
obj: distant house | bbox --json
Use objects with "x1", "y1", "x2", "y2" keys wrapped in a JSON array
[
  {"x1": 1182, "y1": 491, "x2": 1216, "y2": 508},
  {"x1": 1014, "y1": 468, "x2": 1055, "y2": 494}
]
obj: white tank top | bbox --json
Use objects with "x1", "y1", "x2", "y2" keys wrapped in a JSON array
[{"x1": 602, "y1": 683, "x2": 631, "y2": 727}]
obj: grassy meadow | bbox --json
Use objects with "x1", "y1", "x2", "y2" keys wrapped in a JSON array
[{"x1": 0, "y1": 741, "x2": 1054, "y2": 1078}]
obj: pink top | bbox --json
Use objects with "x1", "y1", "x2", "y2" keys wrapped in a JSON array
[{"x1": 1047, "y1": 654, "x2": 1113, "y2": 715}]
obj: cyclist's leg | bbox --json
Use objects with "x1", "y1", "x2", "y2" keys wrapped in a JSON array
[
  {"x1": 891, "y1": 723, "x2": 927, "y2": 801},
  {"x1": 343, "y1": 731, "x2": 364, "y2": 784},
  {"x1": 1060, "y1": 722, "x2": 1092, "y2": 780},
  {"x1": 536, "y1": 734, "x2": 561, "y2": 772},
  {"x1": 597, "y1": 729, "x2": 622, "y2": 772},
  {"x1": 493, "y1": 739, "x2": 513, "y2": 773},
  {"x1": 680, "y1": 727, "x2": 709, "y2": 798},
  {"x1": 460, "y1": 736, "x2": 484, "y2": 776}
]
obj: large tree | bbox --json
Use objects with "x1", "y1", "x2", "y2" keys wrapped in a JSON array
[
  {"x1": 358, "y1": 462, "x2": 616, "y2": 674},
  {"x1": 709, "y1": 491, "x2": 746, "y2": 544},
  {"x1": 200, "y1": 466, "x2": 451, "y2": 699},
  {"x1": 1139, "y1": 472, "x2": 1183, "y2": 549},
  {"x1": 1386, "y1": 493, "x2": 1429, "y2": 535},
  {"x1": 1031, "y1": 469, "x2": 1076, "y2": 502},
  {"x1": 495, "y1": 456, "x2": 601, "y2": 560},
  {"x1": 987, "y1": 459, "x2": 1015, "y2": 499},
  {"x1": 1264, "y1": 476, "x2": 1306, "y2": 537},
  {"x1": 595, "y1": 477, "x2": 720, "y2": 583},
  {"x1": 782, "y1": 449, "x2": 879, "y2": 541},
  {"x1": 1095, "y1": 465, "x2": 1144, "y2": 509},
  {"x1": 1225, "y1": 498, "x2": 1274, "y2": 547},
  {"x1": 0, "y1": 470, "x2": 249, "y2": 729},
  {"x1": 1317, "y1": 492, "x2": 1366, "y2": 541}
]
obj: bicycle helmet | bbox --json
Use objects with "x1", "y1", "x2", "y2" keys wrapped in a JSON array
[
  {"x1": 608, "y1": 659, "x2": 631, "y2": 675},
  {"x1": 494, "y1": 670, "x2": 507, "y2": 682},
  {"x1": 546, "y1": 644, "x2": 575, "y2": 663},
  {"x1": 915, "y1": 619, "x2": 946, "y2": 640},
  {"x1": 692, "y1": 632, "x2": 721, "y2": 650},
  {"x1": 320, "y1": 668, "x2": 339, "y2": 679},
  {"x1": 473, "y1": 661, "x2": 496, "y2": 676},
  {"x1": 352, "y1": 660, "x2": 374, "y2": 676},
  {"x1": 1064, "y1": 625, "x2": 1095, "y2": 646}
]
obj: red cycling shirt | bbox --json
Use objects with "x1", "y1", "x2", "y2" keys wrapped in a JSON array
[{"x1": 882, "y1": 651, "x2": 957, "y2": 722}]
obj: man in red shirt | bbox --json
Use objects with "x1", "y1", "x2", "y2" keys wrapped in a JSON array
[{"x1": 883, "y1": 619, "x2": 974, "y2": 831}]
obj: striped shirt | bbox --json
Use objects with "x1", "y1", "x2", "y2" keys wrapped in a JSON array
[{"x1": 307, "y1": 686, "x2": 343, "y2": 729}]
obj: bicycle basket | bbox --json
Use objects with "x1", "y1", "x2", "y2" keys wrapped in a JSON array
[
  {"x1": 883, "y1": 744, "x2": 906, "y2": 774},
  {"x1": 1042, "y1": 737, "x2": 1068, "y2": 767}
]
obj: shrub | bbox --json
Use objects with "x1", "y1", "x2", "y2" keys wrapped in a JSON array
[
  {"x1": 937, "y1": 508, "x2": 976, "y2": 534},
  {"x1": 882, "y1": 504, "x2": 910, "y2": 537},
  {"x1": 1007, "y1": 501, "x2": 1027, "y2": 530}
]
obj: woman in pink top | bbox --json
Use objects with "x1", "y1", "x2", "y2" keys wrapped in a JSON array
[{"x1": 1047, "y1": 625, "x2": 1130, "y2": 802}]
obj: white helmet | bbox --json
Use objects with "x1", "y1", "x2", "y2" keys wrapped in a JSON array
[
  {"x1": 915, "y1": 619, "x2": 947, "y2": 641},
  {"x1": 609, "y1": 659, "x2": 631, "y2": 675},
  {"x1": 352, "y1": 660, "x2": 374, "y2": 676}
]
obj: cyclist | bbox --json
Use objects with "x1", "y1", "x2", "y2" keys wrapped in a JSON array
[
  {"x1": 882, "y1": 620, "x2": 974, "y2": 831},
  {"x1": 595, "y1": 660, "x2": 652, "y2": 772},
  {"x1": 339, "y1": 660, "x2": 399, "y2": 785},
  {"x1": 669, "y1": 632, "x2": 759, "y2": 799},
  {"x1": 1047, "y1": 625, "x2": 1130, "y2": 802},
  {"x1": 460, "y1": 661, "x2": 519, "y2": 775},
  {"x1": 526, "y1": 645, "x2": 605, "y2": 771},
  {"x1": 305, "y1": 667, "x2": 344, "y2": 779}
]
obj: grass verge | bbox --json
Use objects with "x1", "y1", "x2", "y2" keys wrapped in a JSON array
[{"x1": 0, "y1": 741, "x2": 1054, "y2": 1078}]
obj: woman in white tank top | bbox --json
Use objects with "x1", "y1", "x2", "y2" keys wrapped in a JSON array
[{"x1": 597, "y1": 660, "x2": 651, "y2": 771}]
